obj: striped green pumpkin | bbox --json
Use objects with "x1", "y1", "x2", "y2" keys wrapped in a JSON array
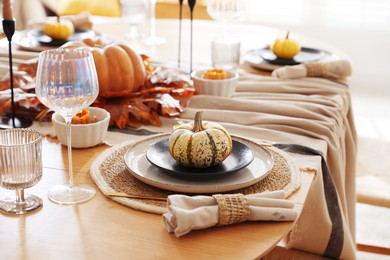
[{"x1": 168, "y1": 111, "x2": 232, "y2": 168}]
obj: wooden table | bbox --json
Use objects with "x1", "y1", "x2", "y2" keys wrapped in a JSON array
[
  {"x1": 0, "y1": 137, "x2": 313, "y2": 259},
  {"x1": 0, "y1": 18, "x2": 352, "y2": 259}
]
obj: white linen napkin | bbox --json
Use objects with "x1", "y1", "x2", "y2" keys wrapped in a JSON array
[
  {"x1": 272, "y1": 59, "x2": 352, "y2": 80},
  {"x1": 27, "y1": 12, "x2": 93, "y2": 31},
  {"x1": 163, "y1": 190, "x2": 298, "y2": 237}
]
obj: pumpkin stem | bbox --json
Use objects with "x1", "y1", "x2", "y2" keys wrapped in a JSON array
[
  {"x1": 57, "y1": 16, "x2": 60, "y2": 23},
  {"x1": 286, "y1": 31, "x2": 290, "y2": 39},
  {"x1": 193, "y1": 111, "x2": 205, "y2": 132}
]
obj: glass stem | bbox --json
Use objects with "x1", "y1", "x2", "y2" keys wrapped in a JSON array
[
  {"x1": 15, "y1": 189, "x2": 25, "y2": 204},
  {"x1": 130, "y1": 25, "x2": 137, "y2": 36},
  {"x1": 150, "y1": 0, "x2": 157, "y2": 39},
  {"x1": 223, "y1": 21, "x2": 229, "y2": 38},
  {"x1": 65, "y1": 118, "x2": 74, "y2": 189}
]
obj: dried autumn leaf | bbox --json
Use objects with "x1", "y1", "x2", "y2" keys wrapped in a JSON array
[
  {"x1": 94, "y1": 97, "x2": 163, "y2": 129},
  {"x1": 128, "y1": 100, "x2": 162, "y2": 127},
  {"x1": 17, "y1": 59, "x2": 38, "y2": 77},
  {"x1": 147, "y1": 66, "x2": 190, "y2": 86},
  {"x1": 144, "y1": 93, "x2": 182, "y2": 117},
  {"x1": 140, "y1": 54, "x2": 154, "y2": 73},
  {"x1": 1, "y1": 58, "x2": 196, "y2": 129},
  {"x1": 0, "y1": 89, "x2": 46, "y2": 119},
  {"x1": 0, "y1": 71, "x2": 35, "y2": 92},
  {"x1": 127, "y1": 113, "x2": 142, "y2": 129},
  {"x1": 97, "y1": 101, "x2": 130, "y2": 129}
]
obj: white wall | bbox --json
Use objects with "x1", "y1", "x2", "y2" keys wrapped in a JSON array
[{"x1": 242, "y1": 0, "x2": 390, "y2": 96}]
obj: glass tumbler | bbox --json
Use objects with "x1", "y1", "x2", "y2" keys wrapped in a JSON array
[
  {"x1": 0, "y1": 129, "x2": 43, "y2": 214},
  {"x1": 211, "y1": 36, "x2": 241, "y2": 71}
]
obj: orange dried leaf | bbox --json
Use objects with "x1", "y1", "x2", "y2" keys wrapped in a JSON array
[
  {"x1": 144, "y1": 93, "x2": 182, "y2": 117},
  {"x1": 1, "y1": 59, "x2": 195, "y2": 129}
]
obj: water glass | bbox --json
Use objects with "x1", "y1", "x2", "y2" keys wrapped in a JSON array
[
  {"x1": 211, "y1": 36, "x2": 241, "y2": 71},
  {"x1": 0, "y1": 129, "x2": 43, "y2": 214},
  {"x1": 206, "y1": 0, "x2": 245, "y2": 35},
  {"x1": 144, "y1": 0, "x2": 165, "y2": 46},
  {"x1": 121, "y1": 0, "x2": 147, "y2": 40}
]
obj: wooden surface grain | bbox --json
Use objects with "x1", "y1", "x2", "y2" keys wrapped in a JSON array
[{"x1": 0, "y1": 137, "x2": 313, "y2": 259}]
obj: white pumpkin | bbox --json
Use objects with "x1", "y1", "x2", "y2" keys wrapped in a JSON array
[{"x1": 168, "y1": 111, "x2": 232, "y2": 168}]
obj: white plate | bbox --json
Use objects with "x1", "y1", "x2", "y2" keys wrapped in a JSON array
[
  {"x1": 13, "y1": 31, "x2": 49, "y2": 52},
  {"x1": 244, "y1": 47, "x2": 334, "y2": 72},
  {"x1": 13, "y1": 29, "x2": 95, "y2": 52},
  {"x1": 124, "y1": 134, "x2": 274, "y2": 194},
  {"x1": 244, "y1": 49, "x2": 280, "y2": 72}
]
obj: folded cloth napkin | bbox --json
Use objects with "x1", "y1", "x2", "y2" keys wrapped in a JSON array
[
  {"x1": 27, "y1": 12, "x2": 93, "y2": 31},
  {"x1": 272, "y1": 59, "x2": 352, "y2": 80},
  {"x1": 65, "y1": 12, "x2": 93, "y2": 30},
  {"x1": 163, "y1": 190, "x2": 297, "y2": 237}
]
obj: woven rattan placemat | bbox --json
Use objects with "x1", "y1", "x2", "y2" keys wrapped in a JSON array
[{"x1": 90, "y1": 135, "x2": 301, "y2": 215}]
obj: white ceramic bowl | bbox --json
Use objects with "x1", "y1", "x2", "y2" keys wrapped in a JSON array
[
  {"x1": 191, "y1": 70, "x2": 239, "y2": 97},
  {"x1": 52, "y1": 107, "x2": 110, "y2": 149}
]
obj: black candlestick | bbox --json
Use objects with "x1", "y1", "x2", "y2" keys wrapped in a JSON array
[{"x1": 0, "y1": 19, "x2": 32, "y2": 129}]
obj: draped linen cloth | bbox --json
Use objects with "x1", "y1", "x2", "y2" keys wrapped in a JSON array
[
  {"x1": 30, "y1": 71, "x2": 357, "y2": 258},
  {"x1": 173, "y1": 74, "x2": 357, "y2": 259}
]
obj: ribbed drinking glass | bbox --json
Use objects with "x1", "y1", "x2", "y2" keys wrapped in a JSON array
[{"x1": 0, "y1": 128, "x2": 43, "y2": 214}]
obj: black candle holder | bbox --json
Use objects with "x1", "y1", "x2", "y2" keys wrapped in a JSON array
[{"x1": 0, "y1": 19, "x2": 32, "y2": 129}]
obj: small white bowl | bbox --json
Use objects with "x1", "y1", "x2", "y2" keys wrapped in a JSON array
[
  {"x1": 191, "y1": 70, "x2": 239, "y2": 97},
  {"x1": 52, "y1": 107, "x2": 110, "y2": 149}
]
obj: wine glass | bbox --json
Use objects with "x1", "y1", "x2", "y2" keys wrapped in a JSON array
[
  {"x1": 206, "y1": 0, "x2": 245, "y2": 36},
  {"x1": 35, "y1": 48, "x2": 99, "y2": 205},
  {"x1": 121, "y1": 0, "x2": 148, "y2": 41},
  {"x1": 144, "y1": 0, "x2": 166, "y2": 46},
  {"x1": 0, "y1": 129, "x2": 43, "y2": 214}
]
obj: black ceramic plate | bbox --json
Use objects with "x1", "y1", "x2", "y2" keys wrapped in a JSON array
[
  {"x1": 259, "y1": 47, "x2": 325, "y2": 66},
  {"x1": 146, "y1": 139, "x2": 254, "y2": 179},
  {"x1": 27, "y1": 29, "x2": 95, "y2": 47}
]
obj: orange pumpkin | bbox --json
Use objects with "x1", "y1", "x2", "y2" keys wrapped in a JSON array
[
  {"x1": 62, "y1": 37, "x2": 146, "y2": 98},
  {"x1": 71, "y1": 109, "x2": 96, "y2": 124},
  {"x1": 202, "y1": 68, "x2": 228, "y2": 80}
]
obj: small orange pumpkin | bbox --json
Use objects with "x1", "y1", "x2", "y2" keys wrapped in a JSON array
[
  {"x1": 271, "y1": 31, "x2": 301, "y2": 60},
  {"x1": 43, "y1": 16, "x2": 75, "y2": 40},
  {"x1": 202, "y1": 69, "x2": 228, "y2": 80},
  {"x1": 62, "y1": 37, "x2": 146, "y2": 98},
  {"x1": 71, "y1": 109, "x2": 95, "y2": 124}
]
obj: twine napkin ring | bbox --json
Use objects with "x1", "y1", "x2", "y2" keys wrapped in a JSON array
[
  {"x1": 212, "y1": 193, "x2": 250, "y2": 226},
  {"x1": 305, "y1": 63, "x2": 327, "y2": 77}
]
